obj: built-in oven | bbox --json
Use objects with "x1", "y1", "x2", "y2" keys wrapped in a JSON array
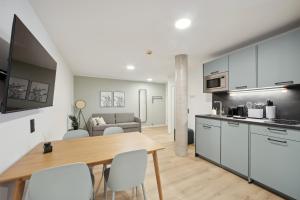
[{"x1": 204, "y1": 71, "x2": 228, "y2": 93}]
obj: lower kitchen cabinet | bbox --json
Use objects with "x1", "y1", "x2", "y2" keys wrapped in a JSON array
[
  {"x1": 221, "y1": 121, "x2": 248, "y2": 176},
  {"x1": 195, "y1": 119, "x2": 221, "y2": 164},
  {"x1": 196, "y1": 117, "x2": 300, "y2": 199},
  {"x1": 251, "y1": 131, "x2": 300, "y2": 199}
]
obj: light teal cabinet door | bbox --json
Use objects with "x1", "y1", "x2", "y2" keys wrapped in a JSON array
[
  {"x1": 221, "y1": 121, "x2": 248, "y2": 176},
  {"x1": 195, "y1": 120, "x2": 221, "y2": 164},
  {"x1": 251, "y1": 133, "x2": 300, "y2": 199},
  {"x1": 258, "y1": 28, "x2": 300, "y2": 87},
  {"x1": 204, "y1": 56, "x2": 228, "y2": 76},
  {"x1": 229, "y1": 46, "x2": 257, "y2": 90}
]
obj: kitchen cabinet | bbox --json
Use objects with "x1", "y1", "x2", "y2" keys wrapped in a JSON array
[
  {"x1": 203, "y1": 56, "x2": 228, "y2": 76},
  {"x1": 251, "y1": 125, "x2": 300, "y2": 199},
  {"x1": 196, "y1": 116, "x2": 300, "y2": 199},
  {"x1": 229, "y1": 46, "x2": 257, "y2": 90},
  {"x1": 196, "y1": 117, "x2": 221, "y2": 127},
  {"x1": 258, "y1": 28, "x2": 300, "y2": 87},
  {"x1": 221, "y1": 121, "x2": 248, "y2": 176},
  {"x1": 195, "y1": 118, "x2": 221, "y2": 164}
]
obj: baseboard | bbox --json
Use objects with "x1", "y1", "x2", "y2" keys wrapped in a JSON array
[{"x1": 142, "y1": 124, "x2": 167, "y2": 129}]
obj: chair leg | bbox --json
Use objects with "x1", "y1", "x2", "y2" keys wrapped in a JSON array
[
  {"x1": 112, "y1": 191, "x2": 115, "y2": 200},
  {"x1": 141, "y1": 183, "x2": 147, "y2": 200},
  {"x1": 89, "y1": 167, "x2": 95, "y2": 185},
  {"x1": 104, "y1": 179, "x2": 107, "y2": 200},
  {"x1": 100, "y1": 165, "x2": 106, "y2": 184},
  {"x1": 136, "y1": 186, "x2": 138, "y2": 196},
  {"x1": 102, "y1": 164, "x2": 107, "y2": 175}
]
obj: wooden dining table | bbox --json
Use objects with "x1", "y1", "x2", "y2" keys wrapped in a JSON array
[{"x1": 0, "y1": 132, "x2": 164, "y2": 200}]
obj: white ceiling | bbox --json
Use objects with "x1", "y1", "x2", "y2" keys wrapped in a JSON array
[{"x1": 29, "y1": 0, "x2": 300, "y2": 83}]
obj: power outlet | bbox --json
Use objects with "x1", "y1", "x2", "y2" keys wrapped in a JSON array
[{"x1": 30, "y1": 119, "x2": 35, "y2": 133}]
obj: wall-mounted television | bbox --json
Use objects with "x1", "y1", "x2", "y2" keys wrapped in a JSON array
[{"x1": 1, "y1": 15, "x2": 57, "y2": 113}]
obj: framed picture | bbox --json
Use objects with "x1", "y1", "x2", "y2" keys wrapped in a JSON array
[
  {"x1": 113, "y1": 91, "x2": 125, "y2": 107},
  {"x1": 28, "y1": 81, "x2": 49, "y2": 103},
  {"x1": 8, "y1": 77, "x2": 29, "y2": 100},
  {"x1": 100, "y1": 91, "x2": 113, "y2": 107}
]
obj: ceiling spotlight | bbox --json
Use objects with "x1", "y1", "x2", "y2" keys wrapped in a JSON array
[
  {"x1": 147, "y1": 78, "x2": 152, "y2": 82},
  {"x1": 126, "y1": 65, "x2": 135, "y2": 70},
  {"x1": 175, "y1": 18, "x2": 191, "y2": 30},
  {"x1": 145, "y1": 49, "x2": 153, "y2": 55}
]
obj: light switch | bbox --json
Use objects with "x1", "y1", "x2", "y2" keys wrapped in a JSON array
[{"x1": 30, "y1": 119, "x2": 35, "y2": 133}]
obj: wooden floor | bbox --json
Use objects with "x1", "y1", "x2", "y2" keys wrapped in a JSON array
[{"x1": 93, "y1": 126, "x2": 282, "y2": 200}]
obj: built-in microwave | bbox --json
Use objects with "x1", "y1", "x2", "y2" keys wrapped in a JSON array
[{"x1": 204, "y1": 71, "x2": 228, "y2": 93}]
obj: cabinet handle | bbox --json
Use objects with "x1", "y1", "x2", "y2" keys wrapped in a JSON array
[
  {"x1": 203, "y1": 125, "x2": 212, "y2": 129},
  {"x1": 210, "y1": 71, "x2": 219, "y2": 75},
  {"x1": 267, "y1": 138, "x2": 287, "y2": 144},
  {"x1": 267, "y1": 127, "x2": 287, "y2": 135},
  {"x1": 274, "y1": 81, "x2": 293, "y2": 86},
  {"x1": 227, "y1": 121, "x2": 239, "y2": 126},
  {"x1": 0, "y1": 70, "x2": 7, "y2": 76},
  {"x1": 235, "y1": 85, "x2": 247, "y2": 89}
]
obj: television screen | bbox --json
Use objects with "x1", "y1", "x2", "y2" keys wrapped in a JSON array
[{"x1": 1, "y1": 15, "x2": 57, "y2": 113}]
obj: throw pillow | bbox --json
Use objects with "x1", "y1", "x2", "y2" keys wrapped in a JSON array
[
  {"x1": 91, "y1": 117, "x2": 99, "y2": 126},
  {"x1": 97, "y1": 117, "x2": 106, "y2": 125}
]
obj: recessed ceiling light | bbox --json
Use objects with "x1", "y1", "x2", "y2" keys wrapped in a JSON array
[
  {"x1": 175, "y1": 18, "x2": 191, "y2": 30},
  {"x1": 145, "y1": 49, "x2": 153, "y2": 55},
  {"x1": 126, "y1": 65, "x2": 135, "y2": 70},
  {"x1": 147, "y1": 78, "x2": 152, "y2": 82}
]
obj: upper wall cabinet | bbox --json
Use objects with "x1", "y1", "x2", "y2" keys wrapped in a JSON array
[
  {"x1": 204, "y1": 56, "x2": 228, "y2": 76},
  {"x1": 229, "y1": 46, "x2": 257, "y2": 90},
  {"x1": 258, "y1": 28, "x2": 300, "y2": 87}
]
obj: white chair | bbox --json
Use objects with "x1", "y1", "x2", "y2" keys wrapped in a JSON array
[
  {"x1": 103, "y1": 127, "x2": 124, "y2": 135},
  {"x1": 25, "y1": 163, "x2": 93, "y2": 200},
  {"x1": 100, "y1": 127, "x2": 125, "y2": 187},
  {"x1": 104, "y1": 149, "x2": 148, "y2": 200},
  {"x1": 62, "y1": 130, "x2": 95, "y2": 187},
  {"x1": 63, "y1": 129, "x2": 89, "y2": 140}
]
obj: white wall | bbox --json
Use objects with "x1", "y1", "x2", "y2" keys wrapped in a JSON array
[
  {"x1": 166, "y1": 56, "x2": 212, "y2": 133},
  {"x1": 188, "y1": 56, "x2": 212, "y2": 131},
  {"x1": 166, "y1": 78, "x2": 175, "y2": 134},
  {"x1": 0, "y1": 0, "x2": 74, "y2": 199},
  {"x1": 74, "y1": 76, "x2": 166, "y2": 126}
]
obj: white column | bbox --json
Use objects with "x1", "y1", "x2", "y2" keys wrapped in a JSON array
[{"x1": 175, "y1": 54, "x2": 188, "y2": 156}]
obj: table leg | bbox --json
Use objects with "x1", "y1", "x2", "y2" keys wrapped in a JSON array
[
  {"x1": 12, "y1": 179, "x2": 25, "y2": 200},
  {"x1": 152, "y1": 151, "x2": 163, "y2": 200}
]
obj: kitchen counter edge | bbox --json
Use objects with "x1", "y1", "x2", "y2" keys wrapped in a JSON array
[{"x1": 195, "y1": 115, "x2": 300, "y2": 131}]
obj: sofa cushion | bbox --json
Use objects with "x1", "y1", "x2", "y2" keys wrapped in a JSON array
[
  {"x1": 93, "y1": 124, "x2": 116, "y2": 131},
  {"x1": 92, "y1": 113, "x2": 115, "y2": 124},
  {"x1": 117, "y1": 122, "x2": 139, "y2": 129},
  {"x1": 116, "y1": 113, "x2": 134, "y2": 123}
]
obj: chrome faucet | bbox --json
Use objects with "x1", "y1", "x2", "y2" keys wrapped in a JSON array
[{"x1": 214, "y1": 101, "x2": 223, "y2": 115}]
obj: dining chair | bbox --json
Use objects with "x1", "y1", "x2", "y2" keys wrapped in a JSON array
[
  {"x1": 99, "y1": 127, "x2": 125, "y2": 187},
  {"x1": 63, "y1": 129, "x2": 89, "y2": 140},
  {"x1": 24, "y1": 163, "x2": 93, "y2": 200},
  {"x1": 103, "y1": 127, "x2": 124, "y2": 135},
  {"x1": 62, "y1": 130, "x2": 95, "y2": 186},
  {"x1": 103, "y1": 149, "x2": 148, "y2": 200}
]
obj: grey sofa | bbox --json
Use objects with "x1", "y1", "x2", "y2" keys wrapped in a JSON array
[{"x1": 88, "y1": 113, "x2": 141, "y2": 136}]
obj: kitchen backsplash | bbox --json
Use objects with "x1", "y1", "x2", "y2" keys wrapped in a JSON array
[{"x1": 212, "y1": 85, "x2": 300, "y2": 121}]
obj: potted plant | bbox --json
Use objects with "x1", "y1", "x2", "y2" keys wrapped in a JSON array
[{"x1": 68, "y1": 115, "x2": 79, "y2": 130}]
